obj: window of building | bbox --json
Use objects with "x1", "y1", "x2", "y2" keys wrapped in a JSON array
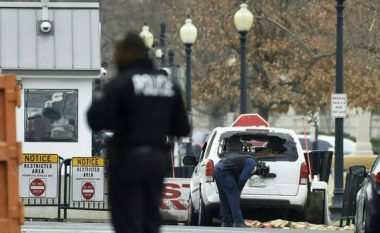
[{"x1": 24, "y1": 89, "x2": 78, "y2": 142}]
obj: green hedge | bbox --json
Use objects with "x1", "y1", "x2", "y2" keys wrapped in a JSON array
[{"x1": 371, "y1": 138, "x2": 380, "y2": 154}]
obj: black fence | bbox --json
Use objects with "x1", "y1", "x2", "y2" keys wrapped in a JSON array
[
  {"x1": 340, "y1": 171, "x2": 365, "y2": 226},
  {"x1": 304, "y1": 150, "x2": 333, "y2": 183}
]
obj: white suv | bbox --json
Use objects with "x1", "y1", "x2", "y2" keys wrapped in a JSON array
[{"x1": 184, "y1": 126, "x2": 309, "y2": 226}]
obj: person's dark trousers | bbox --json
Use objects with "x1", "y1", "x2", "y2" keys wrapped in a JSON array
[
  {"x1": 214, "y1": 162, "x2": 244, "y2": 225},
  {"x1": 237, "y1": 158, "x2": 256, "y2": 192},
  {"x1": 109, "y1": 146, "x2": 167, "y2": 233},
  {"x1": 214, "y1": 158, "x2": 256, "y2": 225}
]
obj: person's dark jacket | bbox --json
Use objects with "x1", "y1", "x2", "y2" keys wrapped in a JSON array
[
  {"x1": 219, "y1": 152, "x2": 255, "y2": 177},
  {"x1": 87, "y1": 58, "x2": 190, "y2": 148}
]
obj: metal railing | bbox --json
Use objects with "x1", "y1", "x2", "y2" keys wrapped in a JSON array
[
  {"x1": 21, "y1": 155, "x2": 192, "y2": 221},
  {"x1": 340, "y1": 172, "x2": 365, "y2": 226},
  {"x1": 58, "y1": 158, "x2": 111, "y2": 220},
  {"x1": 21, "y1": 157, "x2": 111, "y2": 220},
  {"x1": 21, "y1": 156, "x2": 64, "y2": 219}
]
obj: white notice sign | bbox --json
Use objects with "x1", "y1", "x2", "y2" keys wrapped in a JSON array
[
  {"x1": 331, "y1": 93, "x2": 347, "y2": 118},
  {"x1": 71, "y1": 157, "x2": 104, "y2": 202},
  {"x1": 19, "y1": 154, "x2": 59, "y2": 198}
]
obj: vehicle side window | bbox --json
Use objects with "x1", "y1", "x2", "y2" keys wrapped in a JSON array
[
  {"x1": 198, "y1": 142, "x2": 207, "y2": 162},
  {"x1": 204, "y1": 132, "x2": 217, "y2": 159}
]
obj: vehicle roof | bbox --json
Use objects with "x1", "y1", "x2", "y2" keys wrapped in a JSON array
[{"x1": 214, "y1": 126, "x2": 296, "y2": 135}]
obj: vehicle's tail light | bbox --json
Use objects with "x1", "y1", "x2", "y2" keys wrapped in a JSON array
[
  {"x1": 205, "y1": 160, "x2": 214, "y2": 182},
  {"x1": 300, "y1": 162, "x2": 309, "y2": 185},
  {"x1": 375, "y1": 172, "x2": 380, "y2": 184}
]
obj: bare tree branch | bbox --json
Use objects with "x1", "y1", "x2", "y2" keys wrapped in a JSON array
[
  {"x1": 256, "y1": 11, "x2": 380, "y2": 60},
  {"x1": 255, "y1": 15, "x2": 318, "y2": 58}
]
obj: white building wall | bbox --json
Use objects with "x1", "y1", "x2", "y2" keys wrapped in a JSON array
[
  {"x1": 16, "y1": 78, "x2": 93, "y2": 159},
  {"x1": 0, "y1": 3, "x2": 101, "y2": 71}
]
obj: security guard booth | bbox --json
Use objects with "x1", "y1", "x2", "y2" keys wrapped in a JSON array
[{"x1": 0, "y1": 1, "x2": 101, "y2": 159}]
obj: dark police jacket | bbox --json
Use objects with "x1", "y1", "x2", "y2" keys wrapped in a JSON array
[{"x1": 87, "y1": 58, "x2": 190, "y2": 149}]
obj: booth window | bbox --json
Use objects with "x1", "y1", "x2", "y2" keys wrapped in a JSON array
[{"x1": 24, "y1": 89, "x2": 78, "y2": 142}]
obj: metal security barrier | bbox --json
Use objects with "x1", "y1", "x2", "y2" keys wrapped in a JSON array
[
  {"x1": 21, "y1": 155, "x2": 191, "y2": 222},
  {"x1": 20, "y1": 156, "x2": 64, "y2": 220},
  {"x1": 304, "y1": 150, "x2": 333, "y2": 183},
  {"x1": 58, "y1": 158, "x2": 110, "y2": 220},
  {"x1": 20, "y1": 156, "x2": 110, "y2": 221},
  {"x1": 21, "y1": 156, "x2": 64, "y2": 205},
  {"x1": 340, "y1": 170, "x2": 365, "y2": 226}
]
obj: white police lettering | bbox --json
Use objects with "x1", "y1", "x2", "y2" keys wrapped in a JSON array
[{"x1": 132, "y1": 74, "x2": 174, "y2": 97}]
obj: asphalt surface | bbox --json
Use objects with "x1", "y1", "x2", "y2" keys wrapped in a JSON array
[{"x1": 21, "y1": 222, "x2": 354, "y2": 233}]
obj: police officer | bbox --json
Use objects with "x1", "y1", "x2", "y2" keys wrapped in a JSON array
[
  {"x1": 214, "y1": 137, "x2": 257, "y2": 228},
  {"x1": 87, "y1": 33, "x2": 190, "y2": 233}
]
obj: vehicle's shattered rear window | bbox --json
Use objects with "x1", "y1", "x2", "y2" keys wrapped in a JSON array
[{"x1": 218, "y1": 131, "x2": 298, "y2": 162}]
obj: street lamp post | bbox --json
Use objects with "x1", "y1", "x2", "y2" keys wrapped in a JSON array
[
  {"x1": 168, "y1": 49, "x2": 176, "y2": 79},
  {"x1": 234, "y1": 1, "x2": 254, "y2": 114},
  {"x1": 180, "y1": 17, "x2": 197, "y2": 157},
  {"x1": 331, "y1": 0, "x2": 345, "y2": 217},
  {"x1": 168, "y1": 49, "x2": 175, "y2": 68},
  {"x1": 139, "y1": 23, "x2": 154, "y2": 53},
  {"x1": 184, "y1": 44, "x2": 193, "y2": 114}
]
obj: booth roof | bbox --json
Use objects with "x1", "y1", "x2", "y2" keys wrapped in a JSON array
[{"x1": 0, "y1": 2, "x2": 101, "y2": 75}]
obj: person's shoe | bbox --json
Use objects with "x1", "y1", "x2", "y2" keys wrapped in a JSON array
[
  {"x1": 221, "y1": 222, "x2": 233, "y2": 227},
  {"x1": 233, "y1": 222, "x2": 250, "y2": 228}
]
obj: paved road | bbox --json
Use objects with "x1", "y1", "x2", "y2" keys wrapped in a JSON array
[{"x1": 21, "y1": 222, "x2": 354, "y2": 233}]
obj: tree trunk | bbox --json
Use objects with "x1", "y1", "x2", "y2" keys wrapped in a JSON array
[{"x1": 258, "y1": 106, "x2": 270, "y2": 121}]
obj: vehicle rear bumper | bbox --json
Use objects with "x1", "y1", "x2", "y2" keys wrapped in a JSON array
[
  {"x1": 203, "y1": 183, "x2": 308, "y2": 211},
  {"x1": 240, "y1": 185, "x2": 308, "y2": 210}
]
